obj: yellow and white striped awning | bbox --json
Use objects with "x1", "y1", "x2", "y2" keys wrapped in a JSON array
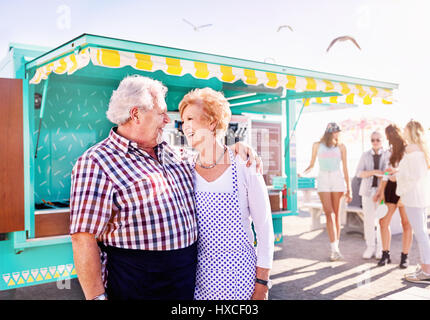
[{"x1": 29, "y1": 47, "x2": 393, "y2": 105}]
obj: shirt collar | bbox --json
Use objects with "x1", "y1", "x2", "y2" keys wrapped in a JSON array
[
  {"x1": 371, "y1": 148, "x2": 383, "y2": 156},
  {"x1": 108, "y1": 127, "x2": 130, "y2": 154}
]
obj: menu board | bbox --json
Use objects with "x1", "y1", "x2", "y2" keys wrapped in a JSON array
[{"x1": 250, "y1": 121, "x2": 282, "y2": 185}]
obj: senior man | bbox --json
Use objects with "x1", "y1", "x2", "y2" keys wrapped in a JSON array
[
  {"x1": 355, "y1": 131, "x2": 390, "y2": 260},
  {"x1": 70, "y1": 75, "x2": 259, "y2": 300}
]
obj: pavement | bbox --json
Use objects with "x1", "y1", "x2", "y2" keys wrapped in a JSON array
[
  {"x1": 1, "y1": 208, "x2": 429, "y2": 300},
  {"x1": 268, "y1": 209, "x2": 430, "y2": 300}
]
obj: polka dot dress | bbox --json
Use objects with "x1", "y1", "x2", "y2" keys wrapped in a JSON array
[{"x1": 194, "y1": 149, "x2": 257, "y2": 300}]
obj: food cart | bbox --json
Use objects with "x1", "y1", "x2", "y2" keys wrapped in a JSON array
[{"x1": 0, "y1": 34, "x2": 398, "y2": 290}]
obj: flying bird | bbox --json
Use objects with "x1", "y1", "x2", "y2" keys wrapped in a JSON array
[
  {"x1": 277, "y1": 25, "x2": 294, "y2": 32},
  {"x1": 326, "y1": 35, "x2": 361, "y2": 52},
  {"x1": 182, "y1": 18, "x2": 213, "y2": 32}
]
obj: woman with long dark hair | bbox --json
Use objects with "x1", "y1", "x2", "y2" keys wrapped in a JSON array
[
  {"x1": 302, "y1": 122, "x2": 352, "y2": 261},
  {"x1": 373, "y1": 124, "x2": 413, "y2": 268}
]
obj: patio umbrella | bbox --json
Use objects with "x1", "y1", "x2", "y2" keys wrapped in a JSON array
[{"x1": 339, "y1": 117, "x2": 391, "y2": 153}]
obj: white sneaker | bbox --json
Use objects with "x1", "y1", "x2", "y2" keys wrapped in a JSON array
[
  {"x1": 405, "y1": 265, "x2": 422, "y2": 277},
  {"x1": 362, "y1": 247, "x2": 375, "y2": 259},
  {"x1": 404, "y1": 265, "x2": 430, "y2": 285},
  {"x1": 330, "y1": 251, "x2": 344, "y2": 261}
]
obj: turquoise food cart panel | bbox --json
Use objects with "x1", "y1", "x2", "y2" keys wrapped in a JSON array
[
  {"x1": 33, "y1": 77, "x2": 114, "y2": 204},
  {"x1": 0, "y1": 236, "x2": 76, "y2": 290}
]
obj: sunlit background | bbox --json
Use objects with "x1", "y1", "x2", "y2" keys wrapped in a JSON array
[{"x1": 1, "y1": 0, "x2": 429, "y2": 173}]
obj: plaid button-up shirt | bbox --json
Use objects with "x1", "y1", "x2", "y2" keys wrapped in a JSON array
[{"x1": 70, "y1": 128, "x2": 198, "y2": 251}]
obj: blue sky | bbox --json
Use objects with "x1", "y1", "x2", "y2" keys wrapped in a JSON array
[{"x1": 1, "y1": 0, "x2": 429, "y2": 169}]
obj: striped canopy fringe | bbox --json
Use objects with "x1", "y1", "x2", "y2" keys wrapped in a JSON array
[{"x1": 29, "y1": 47, "x2": 393, "y2": 105}]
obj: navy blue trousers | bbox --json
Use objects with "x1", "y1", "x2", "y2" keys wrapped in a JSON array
[{"x1": 100, "y1": 242, "x2": 197, "y2": 300}]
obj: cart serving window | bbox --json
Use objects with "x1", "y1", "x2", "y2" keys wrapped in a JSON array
[{"x1": 0, "y1": 34, "x2": 398, "y2": 290}]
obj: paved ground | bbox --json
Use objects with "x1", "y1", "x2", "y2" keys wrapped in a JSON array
[
  {"x1": 268, "y1": 209, "x2": 430, "y2": 300},
  {"x1": 1, "y1": 208, "x2": 429, "y2": 300}
]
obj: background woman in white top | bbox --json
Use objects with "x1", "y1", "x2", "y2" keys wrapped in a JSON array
[
  {"x1": 179, "y1": 88, "x2": 274, "y2": 300},
  {"x1": 394, "y1": 120, "x2": 430, "y2": 284},
  {"x1": 302, "y1": 123, "x2": 352, "y2": 261}
]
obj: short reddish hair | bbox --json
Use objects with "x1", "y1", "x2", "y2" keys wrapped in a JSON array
[{"x1": 178, "y1": 88, "x2": 231, "y2": 137}]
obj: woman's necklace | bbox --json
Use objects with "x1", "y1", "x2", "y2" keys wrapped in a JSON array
[{"x1": 197, "y1": 145, "x2": 227, "y2": 169}]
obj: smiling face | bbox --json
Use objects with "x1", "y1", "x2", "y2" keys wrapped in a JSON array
[
  {"x1": 371, "y1": 132, "x2": 382, "y2": 150},
  {"x1": 134, "y1": 97, "x2": 170, "y2": 147},
  {"x1": 181, "y1": 103, "x2": 215, "y2": 149}
]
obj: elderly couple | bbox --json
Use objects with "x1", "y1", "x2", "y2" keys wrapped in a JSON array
[{"x1": 70, "y1": 75, "x2": 275, "y2": 300}]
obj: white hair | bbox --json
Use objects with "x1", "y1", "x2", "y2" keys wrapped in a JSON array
[{"x1": 106, "y1": 75, "x2": 167, "y2": 125}]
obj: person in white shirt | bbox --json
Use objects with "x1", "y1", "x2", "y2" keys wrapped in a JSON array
[
  {"x1": 355, "y1": 132, "x2": 390, "y2": 260},
  {"x1": 179, "y1": 88, "x2": 274, "y2": 300},
  {"x1": 394, "y1": 120, "x2": 430, "y2": 284}
]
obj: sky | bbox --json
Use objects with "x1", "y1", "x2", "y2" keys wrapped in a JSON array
[{"x1": 1, "y1": 0, "x2": 429, "y2": 171}]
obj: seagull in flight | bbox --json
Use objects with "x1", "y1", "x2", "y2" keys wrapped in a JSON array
[
  {"x1": 326, "y1": 35, "x2": 361, "y2": 52},
  {"x1": 277, "y1": 25, "x2": 294, "y2": 32},
  {"x1": 182, "y1": 18, "x2": 213, "y2": 32}
]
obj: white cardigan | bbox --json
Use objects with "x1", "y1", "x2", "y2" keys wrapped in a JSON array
[{"x1": 396, "y1": 151, "x2": 430, "y2": 208}]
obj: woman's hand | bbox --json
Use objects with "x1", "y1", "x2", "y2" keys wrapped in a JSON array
[
  {"x1": 301, "y1": 168, "x2": 311, "y2": 176},
  {"x1": 344, "y1": 190, "x2": 352, "y2": 203},
  {"x1": 231, "y1": 142, "x2": 263, "y2": 174},
  {"x1": 372, "y1": 192, "x2": 379, "y2": 203},
  {"x1": 373, "y1": 191, "x2": 384, "y2": 204},
  {"x1": 251, "y1": 283, "x2": 268, "y2": 300},
  {"x1": 385, "y1": 167, "x2": 396, "y2": 174}
]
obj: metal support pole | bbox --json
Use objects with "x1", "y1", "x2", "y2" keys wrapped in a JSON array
[
  {"x1": 284, "y1": 96, "x2": 298, "y2": 215},
  {"x1": 34, "y1": 75, "x2": 49, "y2": 158}
]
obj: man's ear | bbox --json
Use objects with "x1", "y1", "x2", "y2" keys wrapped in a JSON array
[{"x1": 130, "y1": 107, "x2": 140, "y2": 122}]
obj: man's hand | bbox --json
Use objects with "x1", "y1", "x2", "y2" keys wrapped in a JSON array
[
  {"x1": 231, "y1": 142, "x2": 263, "y2": 174},
  {"x1": 71, "y1": 232, "x2": 105, "y2": 300}
]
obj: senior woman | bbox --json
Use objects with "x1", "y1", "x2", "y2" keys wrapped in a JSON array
[{"x1": 179, "y1": 88, "x2": 274, "y2": 300}]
